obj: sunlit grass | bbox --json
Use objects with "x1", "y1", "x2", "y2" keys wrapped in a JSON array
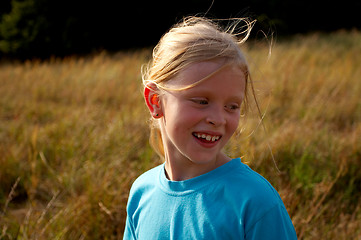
[{"x1": 1, "y1": 31, "x2": 360, "y2": 239}]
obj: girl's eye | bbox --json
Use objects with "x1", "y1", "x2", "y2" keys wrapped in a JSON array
[
  {"x1": 191, "y1": 99, "x2": 208, "y2": 105},
  {"x1": 226, "y1": 104, "x2": 240, "y2": 111}
]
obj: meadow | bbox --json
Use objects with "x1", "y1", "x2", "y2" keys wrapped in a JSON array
[{"x1": 0, "y1": 30, "x2": 361, "y2": 239}]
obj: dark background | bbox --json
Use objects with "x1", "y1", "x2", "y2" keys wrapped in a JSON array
[{"x1": 0, "y1": 0, "x2": 360, "y2": 59}]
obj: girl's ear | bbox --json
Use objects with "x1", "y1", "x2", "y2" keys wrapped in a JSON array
[{"x1": 144, "y1": 83, "x2": 163, "y2": 118}]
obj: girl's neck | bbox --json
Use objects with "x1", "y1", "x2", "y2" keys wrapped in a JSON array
[{"x1": 164, "y1": 152, "x2": 230, "y2": 181}]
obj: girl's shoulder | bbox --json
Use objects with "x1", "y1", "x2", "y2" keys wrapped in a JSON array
[
  {"x1": 220, "y1": 159, "x2": 284, "y2": 206},
  {"x1": 225, "y1": 161, "x2": 297, "y2": 238},
  {"x1": 127, "y1": 164, "x2": 163, "y2": 198},
  {"x1": 131, "y1": 164, "x2": 162, "y2": 187}
]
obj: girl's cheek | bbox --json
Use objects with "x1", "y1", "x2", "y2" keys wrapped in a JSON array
[{"x1": 229, "y1": 117, "x2": 240, "y2": 132}]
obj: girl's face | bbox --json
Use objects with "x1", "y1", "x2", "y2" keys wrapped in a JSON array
[{"x1": 158, "y1": 60, "x2": 246, "y2": 180}]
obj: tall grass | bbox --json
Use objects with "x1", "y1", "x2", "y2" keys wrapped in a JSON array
[{"x1": 1, "y1": 31, "x2": 360, "y2": 239}]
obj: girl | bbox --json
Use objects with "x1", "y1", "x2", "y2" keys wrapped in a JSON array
[{"x1": 123, "y1": 17, "x2": 297, "y2": 239}]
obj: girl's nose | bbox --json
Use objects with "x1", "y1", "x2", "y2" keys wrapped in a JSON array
[{"x1": 206, "y1": 106, "x2": 226, "y2": 126}]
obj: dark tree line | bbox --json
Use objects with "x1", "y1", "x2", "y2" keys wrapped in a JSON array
[{"x1": 0, "y1": 0, "x2": 360, "y2": 59}]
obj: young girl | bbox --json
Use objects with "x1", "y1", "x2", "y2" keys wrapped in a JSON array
[{"x1": 123, "y1": 17, "x2": 297, "y2": 239}]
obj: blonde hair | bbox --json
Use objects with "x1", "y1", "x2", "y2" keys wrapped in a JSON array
[{"x1": 142, "y1": 16, "x2": 257, "y2": 158}]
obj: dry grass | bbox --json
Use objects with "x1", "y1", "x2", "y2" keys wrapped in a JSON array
[{"x1": 1, "y1": 31, "x2": 361, "y2": 239}]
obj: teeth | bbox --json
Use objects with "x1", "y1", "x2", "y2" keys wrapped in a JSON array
[{"x1": 194, "y1": 133, "x2": 220, "y2": 142}]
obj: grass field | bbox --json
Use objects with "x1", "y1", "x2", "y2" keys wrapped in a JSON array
[{"x1": 1, "y1": 30, "x2": 361, "y2": 239}]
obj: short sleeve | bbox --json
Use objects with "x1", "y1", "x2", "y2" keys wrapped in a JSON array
[
  {"x1": 123, "y1": 215, "x2": 136, "y2": 240},
  {"x1": 245, "y1": 204, "x2": 297, "y2": 240}
]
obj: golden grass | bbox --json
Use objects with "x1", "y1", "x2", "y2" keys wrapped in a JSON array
[{"x1": 1, "y1": 31, "x2": 361, "y2": 239}]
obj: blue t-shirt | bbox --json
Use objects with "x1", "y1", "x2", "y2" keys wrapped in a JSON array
[{"x1": 124, "y1": 158, "x2": 297, "y2": 239}]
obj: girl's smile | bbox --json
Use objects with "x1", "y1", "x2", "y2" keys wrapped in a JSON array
[
  {"x1": 192, "y1": 132, "x2": 221, "y2": 143},
  {"x1": 157, "y1": 60, "x2": 246, "y2": 181}
]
